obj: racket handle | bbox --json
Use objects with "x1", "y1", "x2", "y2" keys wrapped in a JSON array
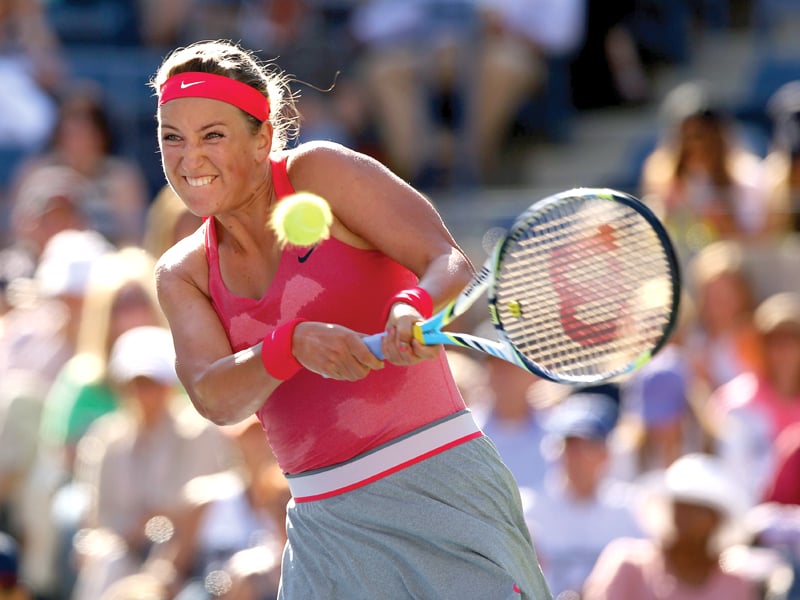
[{"x1": 362, "y1": 333, "x2": 386, "y2": 359}]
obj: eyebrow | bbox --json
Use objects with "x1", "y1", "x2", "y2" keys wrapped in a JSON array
[{"x1": 160, "y1": 121, "x2": 229, "y2": 132}]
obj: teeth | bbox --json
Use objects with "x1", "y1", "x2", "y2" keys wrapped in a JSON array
[{"x1": 186, "y1": 176, "x2": 214, "y2": 187}]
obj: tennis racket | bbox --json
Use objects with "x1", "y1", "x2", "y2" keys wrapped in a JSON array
[{"x1": 362, "y1": 187, "x2": 681, "y2": 384}]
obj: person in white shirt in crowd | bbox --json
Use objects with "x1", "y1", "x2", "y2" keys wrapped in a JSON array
[
  {"x1": 0, "y1": 228, "x2": 113, "y2": 392},
  {"x1": 70, "y1": 326, "x2": 232, "y2": 600},
  {"x1": 710, "y1": 292, "x2": 800, "y2": 506},
  {"x1": 521, "y1": 387, "x2": 643, "y2": 599},
  {"x1": 470, "y1": 321, "x2": 551, "y2": 491}
]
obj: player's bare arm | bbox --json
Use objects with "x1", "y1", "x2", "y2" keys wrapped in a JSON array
[{"x1": 155, "y1": 234, "x2": 282, "y2": 425}]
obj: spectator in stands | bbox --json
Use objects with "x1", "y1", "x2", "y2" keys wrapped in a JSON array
[
  {"x1": 142, "y1": 184, "x2": 202, "y2": 261},
  {"x1": 710, "y1": 292, "x2": 800, "y2": 505},
  {"x1": 11, "y1": 83, "x2": 149, "y2": 246},
  {"x1": 0, "y1": 0, "x2": 63, "y2": 92},
  {"x1": 0, "y1": 0, "x2": 63, "y2": 167},
  {"x1": 4, "y1": 164, "x2": 89, "y2": 271},
  {"x1": 521, "y1": 387, "x2": 642, "y2": 598},
  {"x1": 0, "y1": 164, "x2": 89, "y2": 318},
  {"x1": 743, "y1": 502, "x2": 800, "y2": 600},
  {"x1": 461, "y1": 0, "x2": 586, "y2": 182},
  {"x1": 239, "y1": 2, "x2": 371, "y2": 157},
  {"x1": 582, "y1": 453, "x2": 756, "y2": 600},
  {"x1": 144, "y1": 416, "x2": 288, "y2": 599},
  {"x1": 0, "y1": 372, "x2": 47, "y2": 542},
  {"x1": 621, "y1": 293, "x2": 709, "y2": 476},
  {"x1": 37, "y1": 247, "x2": 166, "y2": 479},
  {"x1": 640, "y1": 82, "x2": 768, "y2": 255},
  {"x1": 683, "y1": 240, "x2": 764, "y2": 397},
  {"x1": 16, "y1": 245, "x2": 169, "y2": 597},
  {"x1": 763, "y1": 420, "x2": 800, "y2": 505},
  {"x1": 351, "y1": 0, "x2": 585, "y2": 188},
  {"x1": 349, "y1": 0, "x2": 475, "y2": 187},
  {"x1": 469, "y1": 321, "x2": 550, "y2": 491},
  {"x1": 569, "y1": 0, "x2": 650, "y2": 110},
  {"x1": 0, "y1": 231, "x2": 112, "y2": 574},
  {"x1": 444, "y1": 348, "x2": 489, "y2": 407},
  {"x1": 0, "y1": 228, "x2": 114, "y2": 396},
  {"x1": 255, "y1": 0, "x2": 370, "y2": 140},
  {"x1": 761, "y1": 80, "x2": 800, "y2": 234},
  {"x1": 70, "y1": 326, "x2": 232, "y2": 600}
]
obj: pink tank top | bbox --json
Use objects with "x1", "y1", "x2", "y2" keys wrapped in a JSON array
[{"x1": 205, "y1": 156, "x2": 465, "y2": 474}]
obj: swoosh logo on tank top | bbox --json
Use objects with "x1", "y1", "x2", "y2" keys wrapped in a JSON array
[{"x1": 298, "y1": 245, "x2": 317, "y2": 263}]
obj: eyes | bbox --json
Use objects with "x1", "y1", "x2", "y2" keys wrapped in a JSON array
[{"x1": 161, "y1": 130, "x2": 225, "y2": 144}]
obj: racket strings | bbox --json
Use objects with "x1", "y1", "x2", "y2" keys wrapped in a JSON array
[{"x1": 494, "y1": 196, "x2": 675, "y2": 379}]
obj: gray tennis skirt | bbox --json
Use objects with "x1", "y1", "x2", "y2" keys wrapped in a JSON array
[{"x1": 278, "y1": 413, "x2": 553, "y2": 600}]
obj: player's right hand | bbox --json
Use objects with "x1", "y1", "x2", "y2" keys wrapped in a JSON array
[{"x1": 293, "y1": 322, "x2": 384, "y2": 381}]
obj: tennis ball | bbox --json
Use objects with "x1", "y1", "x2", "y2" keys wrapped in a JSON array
[{"x1": 270, "y1": 192, "x2": 333, "y2": 248}]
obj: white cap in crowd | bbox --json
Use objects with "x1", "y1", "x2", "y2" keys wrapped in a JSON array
[
  {"x1": 636, "y1": 453, "x2": 749, "y2": 551},
  {"x1": 108, "y1": 325, "x2": 177, "y2": 387},
  {"x1": 34, "y1": 229, "x2": 114, "y2": 297}
]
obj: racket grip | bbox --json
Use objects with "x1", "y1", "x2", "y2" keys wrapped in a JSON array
[{"x1": 362, "y1": 333, "x2": 386, "y2": 359}]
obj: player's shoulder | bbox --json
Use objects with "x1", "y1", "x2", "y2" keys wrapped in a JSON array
[
  {"x1": 285, "y1": 140, "x2": 372, "y2": 176},
  {"x1": 154, "y1": 224, "x2": 208, "y2": 290},
  {"x1": 289, "y1": 139, "x2": 354, "y2": 159},
  {"x1": 286, "y1": 141, "x2": 399, "y2": 202}
]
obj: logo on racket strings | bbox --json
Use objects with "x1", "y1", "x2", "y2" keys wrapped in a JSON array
[{"x1": 548, "y1": 226, "x2": 623, "y2": 347}]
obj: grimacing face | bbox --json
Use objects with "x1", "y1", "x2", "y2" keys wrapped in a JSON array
[{"x1": 158, "y1": 96, "x2": 269, "y2": 217}]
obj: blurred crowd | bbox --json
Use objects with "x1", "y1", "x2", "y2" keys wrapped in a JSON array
[{"x1": 1, "y1": 0, "x2": 800, "y2": 599}]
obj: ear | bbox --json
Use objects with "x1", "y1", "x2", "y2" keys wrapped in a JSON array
[{"x1": 255, "y1": 120, "x2": 273, "y2": 162}]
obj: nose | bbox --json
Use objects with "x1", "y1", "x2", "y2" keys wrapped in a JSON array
[{"x1": 181, "y1": 138, "x2": 206, "y2": 170}]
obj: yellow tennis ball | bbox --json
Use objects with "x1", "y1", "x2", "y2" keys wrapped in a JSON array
[{"x1": 270, "y1": 192, "x2": 333, "y2": 248}]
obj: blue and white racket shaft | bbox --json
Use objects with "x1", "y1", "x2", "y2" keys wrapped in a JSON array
[{"x1": 363, "y1": 327, "x2": 523, "y2": 366}]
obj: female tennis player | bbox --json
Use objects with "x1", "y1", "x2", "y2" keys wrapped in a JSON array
[{"x1": 151, "y1": 39, "x2": 552, "y2": 600}]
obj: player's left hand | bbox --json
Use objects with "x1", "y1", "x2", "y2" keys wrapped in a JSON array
[{"x1": 380, "y1": 303, "x2": 440, "y2": 366}]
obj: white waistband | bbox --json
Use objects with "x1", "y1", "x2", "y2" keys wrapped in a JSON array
[{"x1": 286, "y1": 411, "x2": 482, "y2": 502}]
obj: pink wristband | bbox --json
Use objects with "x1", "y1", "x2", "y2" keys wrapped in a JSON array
[
  {"x1": 381, "y1": 286, "x2": 434, "y2": 324},
  {"x1": 261, "y1": 318, "x2": 306, "y2": 380}
]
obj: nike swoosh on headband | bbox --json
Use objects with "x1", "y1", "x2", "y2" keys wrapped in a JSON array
[{"x1": 180, "y1": 80, "x2": 205, "y2": 89}]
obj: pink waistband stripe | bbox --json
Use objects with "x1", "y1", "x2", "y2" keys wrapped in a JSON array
[{"x1": 286, "y1": 411, "x2": 483, "y2": 502}]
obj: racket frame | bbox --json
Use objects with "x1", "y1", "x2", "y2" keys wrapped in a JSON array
[
  {"x1": 481, "y1": 188, "x2": 682, "y2": 383},
  {"x1": 369, "y1": 188, "x2": 682, "y2": 384}
]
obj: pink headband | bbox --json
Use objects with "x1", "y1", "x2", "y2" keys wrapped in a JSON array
[{"x1": 159, "y1": 72, "x2": 270, "y2": 121}]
